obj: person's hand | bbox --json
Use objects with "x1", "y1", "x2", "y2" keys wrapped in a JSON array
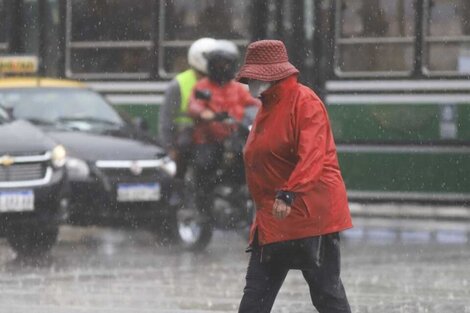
[
  {"x1": 168, "y1": 148, "x2": 178, "y2": 161},
  {"x1": 200, "y1": 109, "x2": 215, "y2": 121},
  {"x1": 272, "y1": 199, "x2": 291, "y2": 220}
]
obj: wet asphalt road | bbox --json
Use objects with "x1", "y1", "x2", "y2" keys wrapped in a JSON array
[{"x1": 1, "y1": 212, "x2": 470, "y2": 313}]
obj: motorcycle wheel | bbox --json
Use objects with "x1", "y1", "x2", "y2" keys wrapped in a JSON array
[{"x1": 174, "y1": 207, "x2": 212, "y2": 251}]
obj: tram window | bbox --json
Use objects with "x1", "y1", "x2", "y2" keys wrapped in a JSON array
[
  {"x1": 335, "y1": 0, "x2": 415, "y2": 76},
  {"x1": 159, "y1": 0, "x2": 251, "y2": 77},
  {"x1": 21, "y1": 0, "x2": 40, "y2": 55},
  {"x1": 67, "y1": 0, "x2": 154, "y2": 78},
  {"x1": 340, "y1": 0, "x2": 415, "y2": 38},
  {"x1": 161, "y1": 47, "x2": 188, "y2": 74},
  {"x1": 424, "y1": 0, "x2": 470, "y2": 74},
  {"x1": 70, "y1": 0, "x2": 152, "y2": 41},
  {"x1": 339, "y1": 44, "x2": 414, "y2": 72},
  {"x1": 69, "y1": 48, "x2": 152, "y2": 75},
  {"x1": 0, "y1": 0, "x2": 6, "y2": 47}
]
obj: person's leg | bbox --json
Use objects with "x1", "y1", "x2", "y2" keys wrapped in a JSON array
[
  {"x1": 175, "y1": 128, "x2": 194, "y2": 179},
  {"x1": 238, "y1": 247, "x2": 289, "y2": 313},
  {"x1": 192, "y1": 144, "x2": 219, "y2": 216},
  {"x1": 301, "y1": 233, "x2": 351, "y2": 313},
  {"x1": 175, "y1": 150, "x2": 188, "y2": 180},
  {"x1": 176, "y1": 144, "x2": 193, "y2": 180}
]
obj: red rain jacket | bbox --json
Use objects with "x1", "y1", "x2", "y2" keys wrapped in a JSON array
[
  {"x1": 188, "y1": 78, "x2": 259, "y2": 144},
  {"x1": 244, "y1": 75, "x2": 352, "y2": 246}
]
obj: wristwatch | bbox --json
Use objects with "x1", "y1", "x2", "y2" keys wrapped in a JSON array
[{"x1": 275, "y1": 190, "x2": 295, "y2": 206}]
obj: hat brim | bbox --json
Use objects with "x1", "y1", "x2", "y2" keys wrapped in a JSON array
[{"x1": 236, "y1": 61, "x2": 299, "y2": 83}]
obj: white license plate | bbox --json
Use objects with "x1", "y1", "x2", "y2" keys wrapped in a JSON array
[
  {"x1": 117, "y1": 183, "x2": 161, "y2": 202},
  {"x1": 0, "y1": 190, "x2": 35, "y2": 212}
]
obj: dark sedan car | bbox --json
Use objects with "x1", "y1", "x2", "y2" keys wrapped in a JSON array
[
  {"x1": 0, "y1": 105, "x2": 68, "y2": 256},
  {"x1": 0, "y1": 78, "x2": 186, "y2": 246}
]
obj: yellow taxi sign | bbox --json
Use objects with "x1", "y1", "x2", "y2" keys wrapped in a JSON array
[{"x1": 0, "y1": 56, "x2": 39, "y2": 74}]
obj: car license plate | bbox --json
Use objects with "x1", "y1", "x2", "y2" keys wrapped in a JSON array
[
  {"x1": 0, "y1": 190, "x2": 35, "y2": 212},
  {"x1": 117, "y1": 183, "x2": 161, "y2": 202}
]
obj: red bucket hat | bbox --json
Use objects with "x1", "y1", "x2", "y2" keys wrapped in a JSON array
[{"x1": 236, "y1": 40, "x2": 299, "y2": 83}]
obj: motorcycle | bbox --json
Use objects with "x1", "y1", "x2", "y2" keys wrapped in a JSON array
[{"x1": 173, "y1": 107, "x2": 257, "y2": 251}]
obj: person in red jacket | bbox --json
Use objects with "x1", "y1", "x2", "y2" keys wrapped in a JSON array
[
  {"x1": 188, "y1": 40, "x2": 259, "y2": 221},
  {"x1": 236, "y1": 40, "x2": 353, "y2": 313}
]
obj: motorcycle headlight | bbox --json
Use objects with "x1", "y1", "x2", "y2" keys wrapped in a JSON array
[
  {"x1": 66, "y1": 157, "x2": 90, "y2": 179},
  {"x1": 51, "y1": 145, "x2": 67, "y2": 168},
  {"x1": 160, "y1": 156, "x2": 177, "y2": 177}
]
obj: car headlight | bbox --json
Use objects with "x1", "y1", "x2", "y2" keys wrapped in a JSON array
[
  {"x1": 66, "y1": 157, "x2": 90, "y2": 179},
  {"x1": 160, "y1": 156, "x2": 177, "y2": 177},
  {"x1": 51, "y1": 145, "x2": 67, "y2": 168}
]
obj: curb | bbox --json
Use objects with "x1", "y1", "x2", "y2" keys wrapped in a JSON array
[{"x1": 349, "y1": 202, "x2": 470, "y2": 220}]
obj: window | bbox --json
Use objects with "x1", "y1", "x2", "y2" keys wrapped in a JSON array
[
  {"x1": 0, "y1": 88, "x2": 123, "y2": 126},
  {"x1": 424, "y1": 0, "x2": 470, "y2": 74},
  {"x1": 0, "y1": 0, "x2": 8, "y2": 51},
  {"x1": 335, "y1": 0, "x2": 415, "y2": 76},
  {"x1": 66, "y1": 0, "x2": 156, "y2": 79},
  {"x1": 159, "y1": 0, "x2": 251, "y2": 76}
]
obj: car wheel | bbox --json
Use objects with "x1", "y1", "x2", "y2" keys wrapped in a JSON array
[{"x1": 5, "y1": 224, "x2": 59, "y2": 257}]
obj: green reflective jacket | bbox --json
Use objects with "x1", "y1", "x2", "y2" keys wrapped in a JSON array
[{"x1": 175, "y1": 69, "x2": 197, "y2": 126}]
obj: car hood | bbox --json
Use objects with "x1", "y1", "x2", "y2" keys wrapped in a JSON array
[
  {"x1": 48, "y1": 131, "x2": 165, "y2": 161},
  {"x1": 0, "y1": 120, "x2": 56, "y2": 155}
]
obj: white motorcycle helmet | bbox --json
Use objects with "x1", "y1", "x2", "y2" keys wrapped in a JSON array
[
  {"x1": 187, "y1": 37, "x2": 218, "y2": 74},
  {"x1": 207, "y1": 39, "x2": 240, "y2": 85},
  {"x1": 214, "y1": 39, "x2": 239, "y2": 59}
]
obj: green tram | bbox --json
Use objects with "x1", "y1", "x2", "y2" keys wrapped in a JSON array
[{"x1": 1, "y1": 0, "x2": 469, "y2": 204}]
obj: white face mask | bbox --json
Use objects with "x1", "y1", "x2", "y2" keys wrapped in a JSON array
[{"x1": 248, "y1": 80, "x2": 272, "y2": 98}]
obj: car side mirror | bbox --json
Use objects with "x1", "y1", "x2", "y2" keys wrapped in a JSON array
[
  {"x1": 0, "y1": 104, "x2": 13, "y2": 121},
  {"x1": 132, "y1": 116, "x2": 149, "y2": 132}
]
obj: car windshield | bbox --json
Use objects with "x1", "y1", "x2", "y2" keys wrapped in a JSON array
[{"x1": 0, "y1": 88, "x2": 124, "y2": 129}]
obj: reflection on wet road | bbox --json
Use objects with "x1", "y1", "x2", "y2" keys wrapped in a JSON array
[{"x1": 1, "y1": 215, "x2": 470, "y2": 313}]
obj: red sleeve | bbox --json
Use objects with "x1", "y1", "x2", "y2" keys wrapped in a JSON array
[
  {"x1": 282, "y1": 96, "x2": 327, "y2": 193},
  {"x1": 230, "y1": 84, "x2": 260, "y2": 121}
]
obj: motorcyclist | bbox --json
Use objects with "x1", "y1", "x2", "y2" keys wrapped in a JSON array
[
  {"x1": 159, "y1": 37, "x2": 218, "y2": 179},
  {"x1": 188, "y1": 40, "x2": 260, "y2": 219}
]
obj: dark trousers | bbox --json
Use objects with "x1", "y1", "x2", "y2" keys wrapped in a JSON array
[
  {"x1": 238, "y1": 233, "x2": 351, "y2": 313},
  {"x1": 175, "y1": 148, "x2": 192, "y2": 179},
  {"x1": 192, "y1": 143, "x2": 223, "y2": 215},
  {"x1": 174, "y1": 128, "x2": 194, "y2": 179}
]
